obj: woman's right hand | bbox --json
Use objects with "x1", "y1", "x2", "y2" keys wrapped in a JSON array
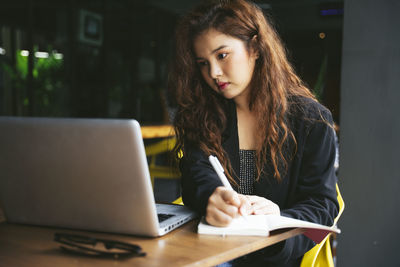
[{"x1": 205, "y1": 186, "x2": 251, "y2": 227}]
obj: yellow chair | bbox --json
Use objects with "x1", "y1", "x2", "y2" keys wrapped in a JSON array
[
  {"x1": 172, "y1": 196, "x2": 184, "y2": 205},
  {"x1": 300, "y1": 184, "x2": 345, "y2": 267},
  {"x1": 145, "y1": 137, "x2": 181, "y2": 188}
]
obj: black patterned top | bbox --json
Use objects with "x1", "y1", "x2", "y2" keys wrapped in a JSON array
[{"x1": 238, "y1": 149, "x2": 256, "y2": 195}]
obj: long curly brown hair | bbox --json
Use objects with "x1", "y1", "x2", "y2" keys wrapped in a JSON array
[{"x1": 169, "y1": 0, "x2": 316, "y2": 183}]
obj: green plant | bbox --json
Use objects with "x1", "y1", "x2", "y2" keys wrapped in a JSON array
[{"x1": 0, "y1": 47, "x2": 65, "y2": 115}]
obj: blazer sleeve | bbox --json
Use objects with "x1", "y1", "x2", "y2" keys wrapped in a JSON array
[
  {"x1": 264, "y1": 110, "x2": 340, "y2": 263},
  {"x1": 180, "y1": 145, "x2": 224, "y2": 215}
]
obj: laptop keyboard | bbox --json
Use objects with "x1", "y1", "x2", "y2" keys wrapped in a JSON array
[{"x1": 158, "y1": 213, "x2": 175, "y2": 223}]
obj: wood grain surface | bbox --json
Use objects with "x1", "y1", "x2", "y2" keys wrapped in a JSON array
[{"x1": 0, "y1": 220, "x2": 304, "y2": 267}]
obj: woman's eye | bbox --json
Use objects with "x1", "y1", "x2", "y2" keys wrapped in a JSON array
[
  {"x1": 218, "y1": 53, "x2": 227, "y2": 59},
  {"x1": 197, "y1": 61, "x2": 208, "y2": 67}
]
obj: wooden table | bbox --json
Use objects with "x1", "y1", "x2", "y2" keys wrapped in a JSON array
[{"x1": 0, "y1": 220, "x2": 304, "y2": 267}]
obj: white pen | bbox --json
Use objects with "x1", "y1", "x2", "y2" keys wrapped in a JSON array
[
  {"x1": 208, "y1": 155, "x2": 233, "y2": 190},
  {"x1": 209, "y1": 155, "x2": 249, "y2": 220}
]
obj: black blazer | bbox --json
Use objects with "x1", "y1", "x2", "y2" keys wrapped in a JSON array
[{"x1": 180, "y1": 97, "x2": 339, "y2": 265}]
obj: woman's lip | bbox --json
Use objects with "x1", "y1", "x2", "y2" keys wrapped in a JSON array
[{"x1": 218, "y1": 82, "x2": 229, "y2": 90}]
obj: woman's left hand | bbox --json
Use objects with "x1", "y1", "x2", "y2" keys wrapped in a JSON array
[{"x1": 246, "y1": 195, "x2": 280, "y2": 215}]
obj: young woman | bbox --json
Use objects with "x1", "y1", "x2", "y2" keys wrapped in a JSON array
[{"x1": 169, "y1": 0, "x2": 339, "y2": 265}]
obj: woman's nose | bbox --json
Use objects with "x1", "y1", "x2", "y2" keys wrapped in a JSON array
[{"x1": 209, "y1": 62, "x2": 222, "y2": 79}]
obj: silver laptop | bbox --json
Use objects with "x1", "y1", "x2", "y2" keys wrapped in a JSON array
[{"x1": 0, "y1": 116, "x2": 197, "y2": 237}]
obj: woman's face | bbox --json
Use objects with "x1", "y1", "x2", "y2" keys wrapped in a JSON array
[{"x1": 193, "y1": 28, "x2": 258, "y2": 106}]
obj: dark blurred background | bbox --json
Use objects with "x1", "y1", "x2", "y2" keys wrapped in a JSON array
[{"x1": 0, "y1": 0, "x2": 343, "y2": 124}]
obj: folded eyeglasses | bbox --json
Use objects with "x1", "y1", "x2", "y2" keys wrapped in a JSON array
[{"x1": 54, "y1": 232, "x2": 146, "y2": 259}]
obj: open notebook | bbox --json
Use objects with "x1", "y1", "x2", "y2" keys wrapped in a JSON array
[
  {"x1": 198, "y1": 214, "x2": 340, "y2": 243},
  {"x1": 0, "y1": 116, "x2": 197, "y2": 237}
]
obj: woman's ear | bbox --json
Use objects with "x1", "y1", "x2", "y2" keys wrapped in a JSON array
[{"x1": 250, "y1": 35, "x2": 260, "y2": 59}]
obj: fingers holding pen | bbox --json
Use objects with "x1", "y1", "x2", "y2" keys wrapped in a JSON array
[
  {"x1": 205, "y1": 188, "x2": 281, "y2": 226},
  {"x1": 205, "y1": 206, "x2": 235, "y2": 227},
  {"x1": 207, "y1": 156, "x2": 252, "y2": 225},
  {"x1": 206, "y1": 187, "x2": 240, "y2": 226}
]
